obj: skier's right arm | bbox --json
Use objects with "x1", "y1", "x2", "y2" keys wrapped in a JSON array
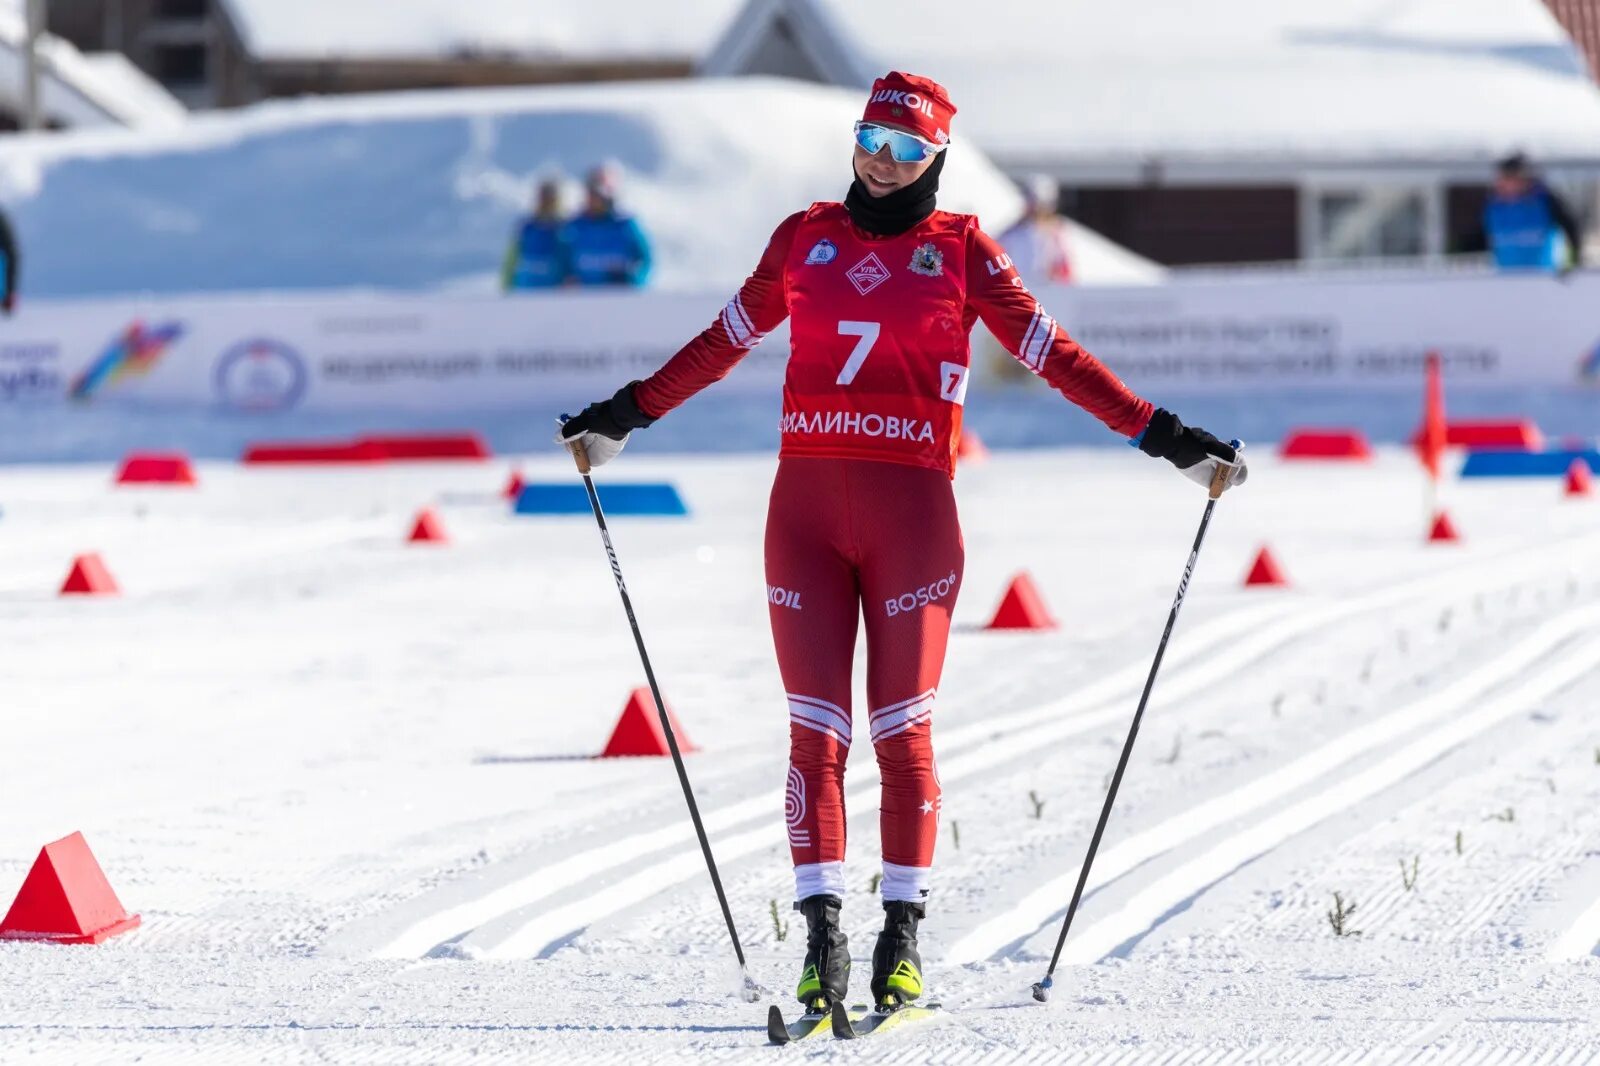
[{"x1": 555, "y1": 212, "x2": 799, "y2": 463}]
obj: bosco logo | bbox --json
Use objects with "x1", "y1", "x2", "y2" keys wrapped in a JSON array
[
  {"x1": 213, "y1": 338, "x2": 308, "y2": 412},
  {"x1": 885, "y1": 571, "x2": 958, "y2": 617}
]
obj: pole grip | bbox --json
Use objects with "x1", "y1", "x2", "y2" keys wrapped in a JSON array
[
  {"x1": 567, "y1": 436, "x2": 592, "y2": 476},
  {"x1": 1208, "y1": 461, "x2": 1230, "y2": 500}
]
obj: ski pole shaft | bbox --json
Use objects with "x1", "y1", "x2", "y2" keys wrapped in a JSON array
[
  {"x1": 565, "y1": 439, "x2": 759, "y2": 999},
  {"x1": 1032, "y1": 459, "x2": 1234, "y2": 1002}
]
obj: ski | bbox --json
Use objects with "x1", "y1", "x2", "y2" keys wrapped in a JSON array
[
  {"x1": 767, "y1": 1003, "x2": 859, "y2": 1044},
  {"x1": 829, "y1": 999, "x2": 942, "y2": 1039}
]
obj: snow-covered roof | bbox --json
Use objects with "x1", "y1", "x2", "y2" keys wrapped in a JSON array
[
  {"x1": 703, "y1": 0, "x2": 1600, "y2": 180},
  {"x1": 0, "y1": 76, "x2": 1159, "y2": 298},
  {"x1": 217, "y1": 0, "x2": 744, "y2": 62},
  {"x1": 0, "y1": 5, "x2": 186, "y2": 130}
]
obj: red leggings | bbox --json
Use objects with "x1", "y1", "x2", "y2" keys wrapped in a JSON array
[{"x1": 765, "y1": 457, "x2": 964, "y2": 904}]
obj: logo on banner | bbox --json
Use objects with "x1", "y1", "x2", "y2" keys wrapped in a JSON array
[
  {"x1": 69, "y1": 320, "x2": 184, "y2": 400},
  {"x1": 213, "y1": 338, "x2": 308, "y2": 412},
  {"x1": 846, "y1": 253, "x2": 891, "y2": 295}
]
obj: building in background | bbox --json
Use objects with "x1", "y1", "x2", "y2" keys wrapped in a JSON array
[
  {"x1": 0, "y1": 0, "x2": 185, "y2": 128},
  {"x1": 703, "y1": 0, "x2": 1600, "y2": 267},
  {"x1": 44, "y1": 0, "x2": 742, "y2": 109},
  {"x1": 1543, "y1": 0, "x2": 1600, "y2": 83}
]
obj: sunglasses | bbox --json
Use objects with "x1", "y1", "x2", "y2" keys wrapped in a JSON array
[{"x1": 853, "y1": 122, "x2": 947, "y2": 164}]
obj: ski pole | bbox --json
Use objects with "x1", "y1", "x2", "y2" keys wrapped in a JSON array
[
  {"x1": 1032, "y1": 449, "x2": 1239, "y2": 1003},
  {"x1": 564, "y1": 437, "x2": 762, "y2": 1002}
]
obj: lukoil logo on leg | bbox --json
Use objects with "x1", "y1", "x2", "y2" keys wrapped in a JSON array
[{"x1": 768, "y1": 584, "x2": 803, "y2": 610}]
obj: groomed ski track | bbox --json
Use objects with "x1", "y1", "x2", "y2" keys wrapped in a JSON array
[{"x1": 3, "y1": 450, "x2": 1600, "y2": 1063}]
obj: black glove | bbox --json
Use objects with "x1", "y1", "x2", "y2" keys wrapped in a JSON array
[
  {"x1": 1137, "y1": 408, "x2": 1248, "y2": 490},
  {"x1": 554, "y1": 381, "x2": 657, "y2": 469},
  {"x1": 558, "y1": 381, "x2": 656, "y2": 442}
]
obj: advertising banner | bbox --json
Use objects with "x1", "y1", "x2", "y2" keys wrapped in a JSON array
[{"x1": 2, "y1": 269, "x2": 1596, "y2": 415}]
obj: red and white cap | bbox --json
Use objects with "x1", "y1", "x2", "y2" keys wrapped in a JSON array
[{"x1": 861, "y1": 71, "x2": 956, "y2": 146}]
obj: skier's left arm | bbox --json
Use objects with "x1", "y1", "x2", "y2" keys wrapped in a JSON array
[{"x1": 966, "y1": 224, "x2": 1245, "y2": 491}]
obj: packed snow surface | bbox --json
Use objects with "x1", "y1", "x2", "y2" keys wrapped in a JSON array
[{"x1": 2, "y1": 448, "x2": 1600, "y2": 1063}]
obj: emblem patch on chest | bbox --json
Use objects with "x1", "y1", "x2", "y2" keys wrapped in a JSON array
[
  {"x1": 845, "y1": 252, "x2": 892, "y2": 295},
  {"x1": 908, "y1": 242, "x2": 944, "y2": 277},
  {"x1": 804, "y1": 238, "x2": 837, "y2": 265}
]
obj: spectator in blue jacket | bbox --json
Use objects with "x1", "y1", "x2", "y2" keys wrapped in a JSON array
[
  {"x1": 564, "y1": 164, "x2": 651, "y2": 287},
  {"x1": 1482, "y1": 154, "x2": 1582, "y2": 271},
  {"x1": 0, "y1": 204, "x2": 17, "y2": 315},
  {"x1": 503, "y1": 177, "x2": 571, "y2": 291}
]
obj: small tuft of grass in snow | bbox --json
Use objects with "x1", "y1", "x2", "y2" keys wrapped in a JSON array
[
  {"x1": 950, "y1": 821, "x2": 961, "y2": 850},
  {"x1": 868, "y1": 872, "x2": 882, "y2": 895},
  {"x1": 1455, "y1": 829, "x2": 1464, "y2": 856},
  {"x1": 769, "y1": 899, "x2": 788, "y2": 942},
  {"x1": 1486, "y1": 807, "x2": 1515, "y2": 823},
  {"x1": 1028, "y1": 790, "x2": 1046, "y2": 820},
  {"x1": 1327, "y1": 892, "x2": 1361, "y2": 937},
  {"x1": 1400, "y1": 855, "x2": 1419, "y2": 892}
]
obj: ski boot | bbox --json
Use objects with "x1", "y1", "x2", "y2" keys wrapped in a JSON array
[
  {"x1": 870, "y1": 900, "x2": 925, "y2": 1009},
  {"x1": 795, "y1": 894, "x2": 850, "y2": 1011}
]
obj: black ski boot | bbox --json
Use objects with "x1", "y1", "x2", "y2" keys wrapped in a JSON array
[
  {"x1": 795, "y1": 894, "x2": 850, "y2": 1011},
  {"x1": 870, "y1": 900, "x2": 925, "y2": 1007}
]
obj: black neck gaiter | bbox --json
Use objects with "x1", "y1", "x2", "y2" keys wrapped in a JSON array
[{"x1": 844, "y1": 150, "x2": 946, "y2": 237}]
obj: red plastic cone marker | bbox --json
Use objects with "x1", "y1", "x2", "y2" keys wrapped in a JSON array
[
  {"x1": 1428, "y1": 511, "x2": 1460, "y2": 543},
  {"x1": 60, "y1": 553, "x2": 119, "y2": 596},
  {"x1": 503, "y1": 471, "x2": 526, "y2": 500},
  {"x1": 407, "y1": 507, "x2": 449, "y2": 544},
  {"x1": 114, "y1": 452, "x2": 197, "y2": 486},
  {"x1": 984, "y1": 572, "x2": 1057, "y2": 630},
  {"x1": 600, "y1": 687, "x2": 696, "y2": 757},
  {"x1": 1243, "y1": 546, "x2": 1289, "y2": 587},
  {"x1": 1565, "y1": 458, "x2": 1592, "y2": 498},
  {"x1": 0, "y1": 832, "x2": 140, "y2": 944},
  {"x1": 956, "y1": 430, "x2": 988, "y2": 464}
]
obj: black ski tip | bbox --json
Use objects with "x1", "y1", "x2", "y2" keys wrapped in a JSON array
[
  {"x1": 767, "y1": 1005, "x2": 790, "y2": 1045},
  {"x1": 1031, "y1": 978, "x2": 1052, "y2": 1002},
  {"x1": 829, "y1": 1000, "x2": 856, "y2": 1039}
]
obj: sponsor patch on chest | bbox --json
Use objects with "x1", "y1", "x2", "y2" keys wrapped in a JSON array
[
  {"x1": 804, "y1": 238, "x2": 837, "y2": 265},
  {"x1": 845, "y1": 252, "x2": 892, "y2": 295},
  {"x1": 908, "y1": 242, "x2": 944, "y2": 277}
]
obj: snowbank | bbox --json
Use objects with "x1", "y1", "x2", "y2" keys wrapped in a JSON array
[{"x1": 0, "y1": 76, "x2": 1155, "y2": 298}]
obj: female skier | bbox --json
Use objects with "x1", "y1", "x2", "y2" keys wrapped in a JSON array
[{"x1": 557, "y1": 72, "x2": 1247, "y2": 1014}]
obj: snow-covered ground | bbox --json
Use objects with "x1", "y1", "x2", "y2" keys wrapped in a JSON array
[{"x1": 3, "y1": 448, "x2": 1600, "y2": 1063}]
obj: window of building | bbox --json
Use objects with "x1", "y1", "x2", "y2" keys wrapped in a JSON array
[
  {"x1": 154, "y1": 43, "x2": 208, "y2": 86},
  {"x1": 1301, "y1": 183, "x2": 1443, "y2": 261},
  {"x1": 156, "y1": 0, "x2": 209, "y2": 19}
]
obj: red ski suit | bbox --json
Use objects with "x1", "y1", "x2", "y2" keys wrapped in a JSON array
[{"x1": 635, "y1": 204, "x2": 1151, "y2": 903}]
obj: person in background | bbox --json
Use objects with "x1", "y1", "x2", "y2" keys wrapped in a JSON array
[
  {"x1": 997, "y1": 174, "x2": 1074, "y2": 285},
  {"x1": 564, "y1": 164, "x2": 651, "y2": 287},
  {"x1": 502, "y1": 177, "x2": 571, "y2": 291},
  {"x1": 1482, "y1": 153, "x2": 1582, "y2": 271},
  {"x1": 0, "y1": 204, "x2": 18, "y2": 315}
]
